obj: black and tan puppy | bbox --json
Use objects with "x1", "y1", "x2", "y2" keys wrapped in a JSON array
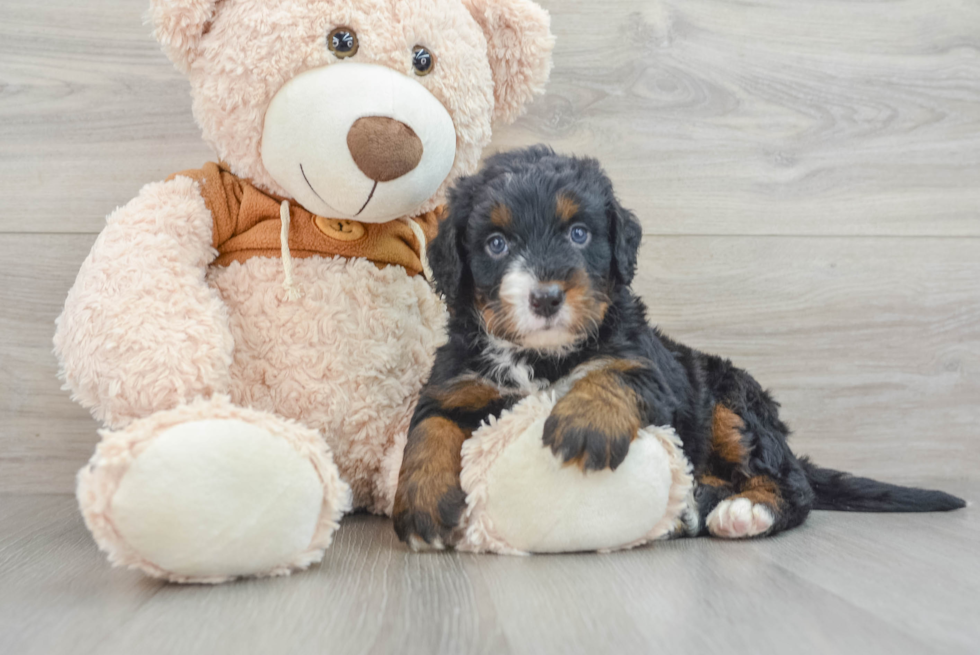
[{"x1": 393, "y1": 145, "x2": 965, "y2": 550}]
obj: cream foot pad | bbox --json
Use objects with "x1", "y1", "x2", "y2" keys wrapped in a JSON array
[
  {"x1": 76, "y1": 396, "x2": 350, "y2": 583},
  {"x1": 458, "y1": 392, "x2": 694, "y2": 555}
]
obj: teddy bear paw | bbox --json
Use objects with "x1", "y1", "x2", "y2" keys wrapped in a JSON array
[{"x1": 78, "y1": 399, "x2": 350, "y2": 582}]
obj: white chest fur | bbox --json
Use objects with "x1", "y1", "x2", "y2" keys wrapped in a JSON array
[{"x1": 481, "y1": 336, "x2": 552, "y2": 395}]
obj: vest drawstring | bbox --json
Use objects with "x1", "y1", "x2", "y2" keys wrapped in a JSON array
[
  {"x1": 280, "y1": 200, "x2": 302, "y2": 300},
  {"x1": 402, "y1": 217, "x2": 433, "y2": 281}
]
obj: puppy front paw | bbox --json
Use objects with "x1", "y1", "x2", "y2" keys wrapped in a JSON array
[
  {"x1": 542, "y1": 401, "x2": 637, "y2": 471},
  {"x1": 393, "y1": 472, "x2": 466, "y2": 550},
  {"x1": 542, "y1": 364, "x2": 643, "y2": 471}
]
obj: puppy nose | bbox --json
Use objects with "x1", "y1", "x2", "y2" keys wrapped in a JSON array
[
  {"x1": 347, "y1": 116, "x2": 423, "y2": 182},
  {"x1": 529, "y1": 284, "x2": 565, "y2": 318}
]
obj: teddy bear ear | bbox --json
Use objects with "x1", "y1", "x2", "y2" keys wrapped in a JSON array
[
  {"x1": 148, "y1": 0, "x2": 221, "y2": 72},
  {"x1": 462, "y1": 0, "x2": 556, "y2": 124}
]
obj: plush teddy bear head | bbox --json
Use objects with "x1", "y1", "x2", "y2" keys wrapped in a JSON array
[{"x1": 150, "y1": 0, "x2": 554, "y2": 223}]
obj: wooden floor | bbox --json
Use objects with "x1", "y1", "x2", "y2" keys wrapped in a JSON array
[
  {"x1": 2, "y1": 486, "x2": 978, "y2": 655},
  {"x1": 1, "y1": 0, "x2": 978, "y2": 653}
]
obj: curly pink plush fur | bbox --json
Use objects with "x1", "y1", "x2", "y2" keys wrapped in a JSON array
[
  {"x1": 54, "y1": 176, "x2": 234, "y2": 428},
  {"x1": 76, "y1": 395, "x2": 351, "y2": 583},
  {"x1": 150, "y1": 0, "x2": 554, "y2": 205},
  {"x1": 211, "y1": 255, "x2": 447, "y2": 512},
  {"x1": 55, "y1": 0, "x2": 554, "y2": 580}
]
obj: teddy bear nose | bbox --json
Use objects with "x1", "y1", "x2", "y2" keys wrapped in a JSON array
[{"x1": 347, "y1": 116, "x2": 424, "y2": 182}]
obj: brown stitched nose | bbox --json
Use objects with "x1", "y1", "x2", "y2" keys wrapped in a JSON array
[
  {"x1": 347, "y1": 116, "x2": 423, "y2": 182},
  {"x1": 530, "y1": 284, "x2": 565, "y2": 319}
]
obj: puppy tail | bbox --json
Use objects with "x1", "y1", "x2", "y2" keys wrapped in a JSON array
[{"x1": 799, "y1": 456, "x2": 966, "y2": 512}]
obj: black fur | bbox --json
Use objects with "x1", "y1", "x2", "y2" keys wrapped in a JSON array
[{"x1": 395, "y1": 146, "x2": 965, "y2": 547}]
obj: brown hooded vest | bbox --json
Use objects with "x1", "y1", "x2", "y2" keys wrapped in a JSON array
[{"x1": 170, "y1": 162, "x2": 442, "y2": 277}]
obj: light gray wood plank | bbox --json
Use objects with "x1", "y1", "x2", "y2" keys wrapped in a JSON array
[
  {"x1": 2, "y1": 0, "x2": 978, "y2": 653},
  {"x1": 2, "y1": 493, "x2": 975, "y2": 655},
  {"x1": 637, "y1": 235, "x2": 980, "y2": 481},
  {"x1": 744, "y1": 488, "x2": 980, "y2": 653},
  {"x1": 83, "y1": 516, "x2": 510, "y2": 655},
  {"x1": 2, "y1": 0, "x2": 979, "y2": 235},
  {"x1": 4, "y1": 233, "x2": 976, "y2": 493},
  {"x1": 0, "y1": 0, "x2": 211, "y2": 235},
  {"x1": 463, "y1": 539, "x2": 935, "y2": 655},
  {"x1": 503, "y1": 0, "x2": 980, "y2": 237},
  {"x1": 0, "y1": 495, "x2": 164, "y2": 655},
  {"x1": 0, "y1": 234, "x2": 101, "y2": 495}
]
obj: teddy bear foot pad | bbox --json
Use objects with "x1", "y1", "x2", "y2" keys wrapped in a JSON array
[
  {"x1": 458, "y1": 392, "x2": 696, "y2": 555},
  {"x1": 76, "y1": 396, "x2": 350, "y2": 583}
]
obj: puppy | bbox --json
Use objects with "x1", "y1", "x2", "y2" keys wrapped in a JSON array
[{"x1": 393, "y1": 145, "x2": 965, "y2": 549}]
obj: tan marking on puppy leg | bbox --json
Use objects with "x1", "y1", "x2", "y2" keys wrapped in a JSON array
[
  {"x1": 393, "y1": 417, "x2": 471, "y2": 545},
  {"x1": 706, "y1": 475, "x2": 782, "y2": 539},
  {"x1": 711, "y1": 405, "x2": 748, "y2": 465},
  {"x1": 737, "y1": 475, "x2": 783, "y2": 508},
  {"x1": 698, "y1": 474, "x2": 733, "y2": 488},
  {"x1": 428, "y1": 376, "x2": 502, "y2": 412},
  {"x1": 490, "y1": 203, "x2": 512, "y2": 229},
  {"x1": 544, "y1": 360, "x2": 643, "y2": 470},
  {"x1": 556, "y1": 192, "x2": 580, "y2": 223},
  {"x1": 603, "y1": 358, "x2": 646, "y2": 374}
]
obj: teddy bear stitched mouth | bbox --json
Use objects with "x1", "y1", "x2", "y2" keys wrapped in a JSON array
[
  {"x1": 300, "y1": 162, "x2": 376, "y2": 217},
  {"x1": 354, "y1": 181, "x2": 378, "y2": 216},
  {"x1": 298, "y1": 115, "x2": 428, "y2": 219}
]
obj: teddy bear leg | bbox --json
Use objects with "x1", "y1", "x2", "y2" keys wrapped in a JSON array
[
  {"x1": 458, "y1": 393, "x2": 697, "y2": 554},
  {"x1": 77, "y1": 395, "x2": 351, "y2": 583}
]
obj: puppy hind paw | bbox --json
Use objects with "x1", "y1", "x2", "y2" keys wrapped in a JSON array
[
  {"x1": 408, "y1": 534, "x2": 446, "y2": 552},
  {"x1": 706, "y1": 498, "x2": 774, "y2": 539}
]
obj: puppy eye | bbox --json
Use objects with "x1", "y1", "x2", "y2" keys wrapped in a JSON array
[
  {"x1": 412, "y1": 46, "x2": 435, "y2": 76},
  {"x1": 569, "y1": 225, "x2": 591, "y2": 246},
  {"x1": 485, "y1": 234, "x2": 509, "y2": 258},
  {"x1": 328, "y1": 28, "x2": 358, "y2": 58}
]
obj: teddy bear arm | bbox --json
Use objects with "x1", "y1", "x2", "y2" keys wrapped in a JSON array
[{"x1": 54, "y1": 176, "x2": 235, "y2": 429}]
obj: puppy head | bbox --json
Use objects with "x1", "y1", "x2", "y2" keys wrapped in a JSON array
[{"x1": 429, "y1": 146, "x2": 642, "y2": 353}]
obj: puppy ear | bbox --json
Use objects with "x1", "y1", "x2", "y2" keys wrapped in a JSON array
[
  {"x1": 149, "y1": 0, "x2": 221, "y2": 72},
  {"x1": 608, "y1": 195, "x2": 643, "y2": 286},
  {"x1": 462, "y1": 0, "x2": 555, "y2": 124},
  {"x1": 428, "y1": 191, "x2": 472, "y2": 309}
]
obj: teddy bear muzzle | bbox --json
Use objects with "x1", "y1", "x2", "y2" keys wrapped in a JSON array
[{"x1": 261, "y1": 62, "x2": 456, "y2": 224}]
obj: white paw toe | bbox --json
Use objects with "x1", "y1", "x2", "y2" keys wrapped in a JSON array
[
  {"x1": 706, "y1": 498, "x2": 774, "y2": 539},
  {"x1": 408, "y1": 534, "x2": 446, "y2": 552}
]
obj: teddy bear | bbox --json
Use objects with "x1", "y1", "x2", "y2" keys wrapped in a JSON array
[
  {"x1": 457, "y1": 386, "x2": 696, "y2": 554},
  {"x1": 54, "y1": 0, "x2": 555, "y2": 583}
]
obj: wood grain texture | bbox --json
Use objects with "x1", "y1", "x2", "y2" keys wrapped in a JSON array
[
  {"x1": 2, "y1": 492, "x2": 977, "y2": 655},
  {"x1": 0, "y1": 235, "x2": 100, "y2": 494},
  {"x1": 502, "y1": 0, "x2": 980, "y2": 237},
  {"x1": 1, "y1": 0, "x2": 978, "y2": 234},
  {"x1": 637, "y1": 235, "x2": 980, "y2": 480},
  {"x1": 1, "y1": 0, "x2": 978, "y2": 653},
  {"x1": 3, "y1": 233, "x2": 977, "y2": 491}
]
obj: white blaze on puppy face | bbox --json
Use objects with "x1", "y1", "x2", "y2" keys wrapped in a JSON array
[{"x1": 496, "y1": 260, "x2": 578, "y2": 352}]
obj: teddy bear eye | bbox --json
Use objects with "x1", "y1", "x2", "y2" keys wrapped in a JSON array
[
  {"x1": 328, "y1": 28, "x2": 358, "y2": 58},
  {"x1": 412, "y1": 46, "x2": 435, "y2": 76}
]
